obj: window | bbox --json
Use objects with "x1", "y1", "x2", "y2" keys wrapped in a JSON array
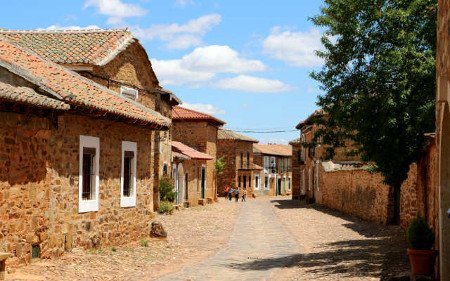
[
  {"x1": 246, "y1": 152, "x2": 250, "y2": 168},
  {"x1": 120, "y1": 86, "x2": 138, "y2": 100},
  {"x1": 79, "y1": 135, "x2": 100, "y2": 213},
  {"x1": 255, "y1": 174, "x2": 260, "y2": 190},
  {"x1": 243, "y1": 176, "x2": 247, "y2": 188},
  {"x1": 288, "y1": 177, "x2": 291, "y2": 190},
  {"x1": 264, "y1": 175, "x2": 269, "y2": 190},
  {"x1": 270, "y1": 157, "x2": 276, "y2": 173},
  {"x1": 263, "y1": 156, "x2": 269, "y2": 170},
  {"x1": 286, "y1": 158, "x2": 290, "y2": 171},
  {"x1": 121, "y1": 141, "x2": 137, "y2": 207},
  {"x1": 248, "y1": 176, "x2": 251, "y2": 187},
  {"x1": 238, "y1": 176, "x2": 241, "y2": 187},
  {"x1": 240, "y1": 153, "x2": 244, "y2": 168},
  {"x1": 162, "y1": 163, "x2": 168, "y2": 176}
]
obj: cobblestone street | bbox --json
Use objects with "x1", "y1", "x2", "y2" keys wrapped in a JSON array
[{"x1": 6, "y1": 197, "x2": 408, "y2": 281}]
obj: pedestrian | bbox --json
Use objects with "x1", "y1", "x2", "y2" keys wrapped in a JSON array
[
  {"x1": 241, "y1": 188, "x2": 247, "y2": 202},
  {"x1": 224, "y1": 185, "x2": 229, "y2": 198},
  {"x1": 235, "y1": 188, "x2": 240, "y2": 202},
  {"x1": 228, "y1": 187, "x2": 233, "y2": 201}
]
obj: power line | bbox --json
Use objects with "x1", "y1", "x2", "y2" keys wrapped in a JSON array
[{"x1": 232, "y1": 129, "x2": 298, "y2": 134}]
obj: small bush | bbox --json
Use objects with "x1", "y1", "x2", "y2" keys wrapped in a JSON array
[
  {"x1": 160, "y1": 176, "x2": 176, "y2": 202},
  {"x1": 140, "y1": 238, "x2": 149, "y2": 247},
  {"x1": 111, "y1": 246, "x2": 117, "y2": 252},
  {"x1": 159, "y1": 201, "x2": 174, "y2": 214},
  {"x1": 407, "y1": 214, "x2": 433, "y2": 250}
]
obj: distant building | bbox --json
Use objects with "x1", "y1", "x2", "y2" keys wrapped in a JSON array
[
  {"x1": 172, "y1": 106, "x2": 225, "y2": 203},
  {"x1": 217, "y1": 129, "x2": 261, "y2": 198},
  {"x1": 253, "y1": 144, "x2": 292, "y2": 196}
]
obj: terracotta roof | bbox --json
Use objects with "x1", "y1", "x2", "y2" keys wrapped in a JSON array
[
  {"x1": 0, "y1": 29, "x2": 135, "y2": 66},
  {"x1": 253, "y1": 144, "x2": 292, "y2": 157},
  {"x1": 296, "y1": 108, "x2": 325, "y2": 129},
  {"x1": 218, "y1": 129, "x2": 258, "y2": 143},
  {"x1": 172, "y1": 106, "x2": 225, "y2": 126},
  {"x1": 172, "y1": 141, "x2": 213, "y2": 160},
  {"x1": 0, "y1": 81, "x2": 69, "y2": 110},
  {"x1": 0, "y1": 36, "x2": 170, "y2": 128},
  {"x1": 172, "y1": 151, "x2": 191, "y2": 161}
]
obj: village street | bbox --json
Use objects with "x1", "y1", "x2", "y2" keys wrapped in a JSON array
[{"x1": 6, "y1": 197, "x2": 408, "y2": 281}]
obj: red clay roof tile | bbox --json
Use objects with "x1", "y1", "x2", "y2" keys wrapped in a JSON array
[
  {"x1": 0, "y1": 36, "x2": 170, "y2": 128},
  {"x1": 172, "y1": 106, "x2": 225, "y2": 126},
  {"x1": 172, "y1": 141, "x2": 213, "y2": 160}
]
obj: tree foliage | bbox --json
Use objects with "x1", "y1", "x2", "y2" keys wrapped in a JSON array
[
  {"x1": 214, "y1": 157, "x2": 226, "y2": 175},
  {"x1": 310, "y1": 0, "x2": 437, "y2": 192}
]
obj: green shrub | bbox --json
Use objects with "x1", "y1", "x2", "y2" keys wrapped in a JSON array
[
  {"x1": 160, "y1": 176, "x2": 176, "y2": 202},
  {"x1": 158, "y1": 201, "x2": 174, "y2": 214},
  {"x1": 140, "y1": 238, "x2": 149, "y2": 247},
  {"x1": 407, "y1": 214, "x2": 433, "y2": 250}
]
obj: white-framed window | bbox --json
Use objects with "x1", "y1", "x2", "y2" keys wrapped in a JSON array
[
  {"x1": 120, "y1": 86, "x2": 138, "y2": 101},
  {"x1": 254, "y1": 174, "x2": 260, "y2": 190},
  {"x1": 263, "y1": 156, "x2": 269, "y2": 170},
  {"x1": 270, "y1": 156, "x2": 276, "y2": 173},
  {"x1": 121, "y1": 141, "x2": 137, "y2": 208},
  {"x1": 79, "y1": 135, "x2": 100, "y2": 213}
]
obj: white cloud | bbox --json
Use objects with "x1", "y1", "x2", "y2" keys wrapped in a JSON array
[
  {"x1": 215, "y1": 75, "x2": 293, "y2": 93},
  {"x1": 152, "y1": 58, "x2": 214, "y2": 86},
  {"x1": 133, "y1": 14, "x2": 221, "y2": 49},
  {"x1": 263, "y1": 27, "x2": 323, "y2": 67},
  {"x1": 182, "y1": 103, "x2": 226, "y2": 115},
  {"x1": 175, "y1": 0, "x2": 194, "y2": 7},
  {"x1": 41, "y1": 25, "x2": 101, "y2": 31},
  {"x1": 152, "y1": 45, "x2": 266, "y2": 86},
  {"x1": 181, "y1": 45, "x2": 266, "y2": 73},
  {"x1": 84, "y1": 0, "x2": 147, "y2": 25}
]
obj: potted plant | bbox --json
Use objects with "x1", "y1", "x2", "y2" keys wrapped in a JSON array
[{"x1": 406, "y1": 214, "x2": 437, "y2": 276}]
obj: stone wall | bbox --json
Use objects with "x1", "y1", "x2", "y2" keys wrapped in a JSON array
[
  {"x1": 172, "y1": 121, "x2": 218, "y2": 201},
  {"x1": 320, "y1": 167, "x2": 391, "y2": 224},
  {"x1": 0, "y1": 111, "x2": 155, "y2": 267},
  {"x1": 400, "y1": 140, "x2": 439, "y2": 234},
  {"x1": 182, "y1": 160, "x2": 206, "y2": 207}
]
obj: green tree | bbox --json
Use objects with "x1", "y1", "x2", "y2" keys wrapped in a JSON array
[
  {"x1": 214, "y1": 157, "x2": 226, "y2": 200},
  {"x1": 310, "y1": 0, "x2": 437, "y2": 223}
]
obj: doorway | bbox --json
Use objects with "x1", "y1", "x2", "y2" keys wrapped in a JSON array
[{"x1": 200, "y1": 166, "x2": 206, "y2": 199}]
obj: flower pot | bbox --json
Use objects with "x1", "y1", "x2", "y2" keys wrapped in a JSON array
[{"x1": 407, "y1": 248, "x2": 437, "y2": 276}]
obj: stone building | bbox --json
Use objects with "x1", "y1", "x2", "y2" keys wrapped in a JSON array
[
  {"x1": 253, "y1": 144, "x2": 292, "y2": 197},
  {"x1": 172, "y1": 106, "x2": 225, "y2": 203},
  {"x1": 171, "y1": 141, "x2": 213, "y2": 207},
  {"x1": 216, "y1": 129, "x2": 261, "y2": 198},
  {"x1": 0, "y1": 28, "x2": 181, "y2": 211},
  {"x1": 0, "y1": 37, "x2": 170, "y2": 267},
  {"x1": 436, "y1": 0, "x2": 450, "y2": 277}
]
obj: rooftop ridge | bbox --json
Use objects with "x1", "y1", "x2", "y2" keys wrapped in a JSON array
[{"x1": 0, "y1": 28, "x2": 129, "y2": 34}]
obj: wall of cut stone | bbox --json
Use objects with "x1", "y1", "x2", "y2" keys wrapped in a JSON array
[
  {"x1": 172, "y1": 121, "x2": 218, "y2": 202},
  {"x1": 0, "y1": 112, "x2": 155, "y2": 268},
  {"x1": 320, "y1": 168, "x2": 391, "y2": 224}
]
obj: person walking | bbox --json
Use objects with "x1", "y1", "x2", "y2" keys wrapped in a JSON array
[
  {"x1": 241, "y1": 188, "x2": 247, "y2": 202},
  {"x1": 228, "y1": 187, "x2": 233, "y2": 201},
  {"x1": 234, "y1": 188, "x2": 240, "y2": 202}
]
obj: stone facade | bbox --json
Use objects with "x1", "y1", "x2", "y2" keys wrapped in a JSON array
[
  {"x1": 172, "y1": 159, "x2": 207, "y2": 207},
  {"x1": 253, "y1": 147, "x2": 292, "y2": 197},
  {"x1": 172, "y1": 121, "x2": 218, "y2": 202},
  {"x1": 0, "y1": 112, "x2": 155, "y2": 267},
  {"x1": 217, "y1": 138, "x2": 260, "y2": 198}
]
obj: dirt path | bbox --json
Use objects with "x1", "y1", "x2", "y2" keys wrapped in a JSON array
[{"x1": 6, "y1": 199, "x2": 241, "y2": 281}]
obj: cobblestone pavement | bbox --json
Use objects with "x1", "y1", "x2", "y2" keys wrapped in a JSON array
[
  {"x1": 6, "y1": 197, "x2": 409, "y2": 281},
  {"x1": 270, "y1": 199, "x2": 409, "y2": 281},
  {"x1": 157, "y1": 199, "x2": 299, "y2": 281}
]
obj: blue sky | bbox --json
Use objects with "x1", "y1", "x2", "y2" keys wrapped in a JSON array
[{"x1": 1, "y1": 0, "x2": 325, "y2": 143}]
